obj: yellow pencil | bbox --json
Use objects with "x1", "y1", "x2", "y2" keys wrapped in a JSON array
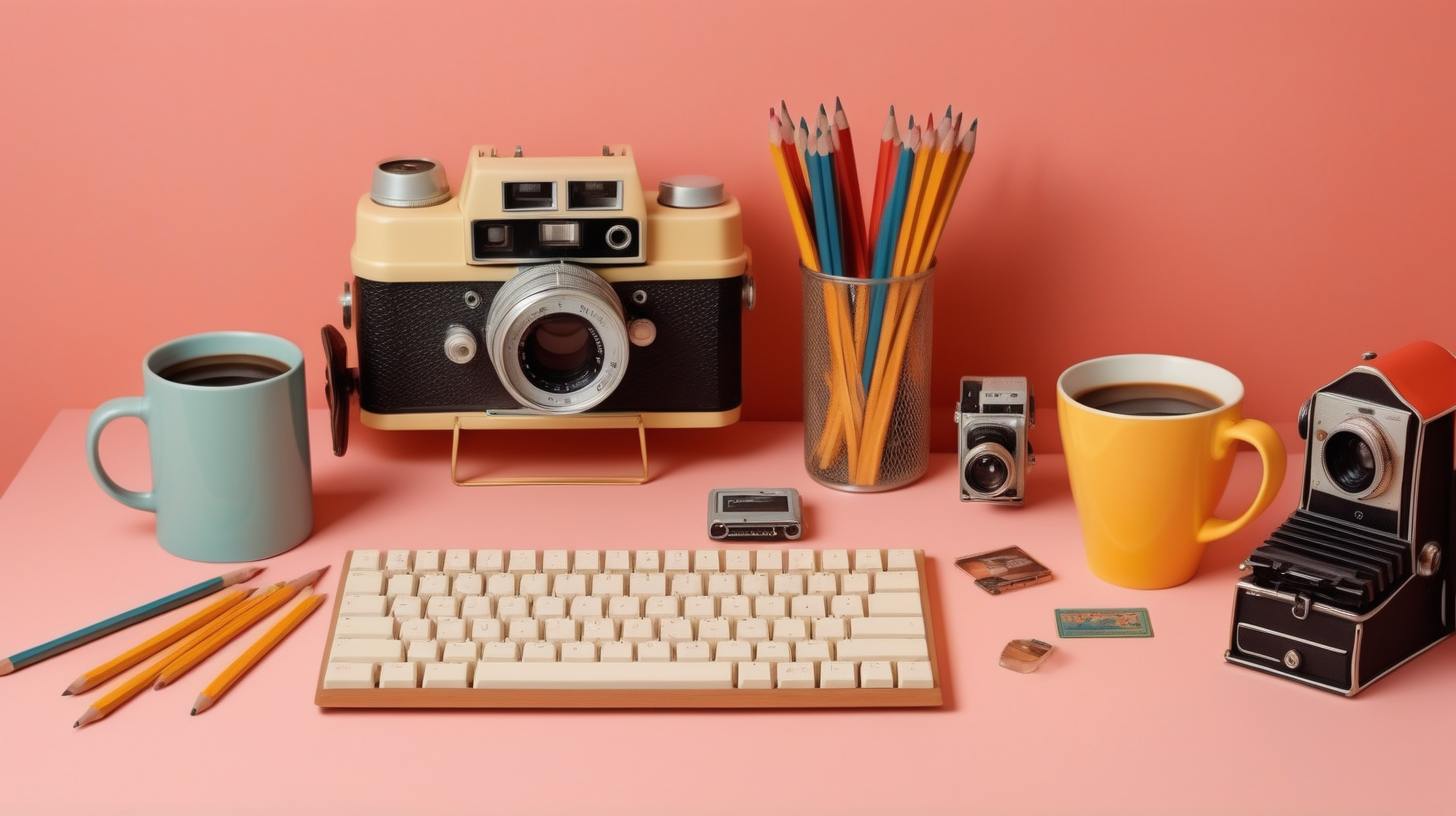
[
  {"x1": 153, "y1": 568, "x2": 325, "y2": 690},
  {"x1": 63, "y1": 587, "x2": 253, "y2": 696},
  {"x1": 191, "y1": 589, "x2": 326, "y2": 716},
  {"x1": 72, "y1": 582, "x2": 284, "y2": 728}
]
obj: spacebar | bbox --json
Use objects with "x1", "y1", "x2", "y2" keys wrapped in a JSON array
[{"x1": 472, "y1": 661, "x2": 735, "y2": 690}]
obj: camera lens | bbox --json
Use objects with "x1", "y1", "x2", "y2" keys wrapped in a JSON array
[
  {"x1": 1321, "y1": 415, "x2": 1393, "y2": 499},
  {"x1": 963, "y1": 426, "x2": 1017, "y2": 498},
  {"x1": 485, "y1": 262, "x2": 628, "y2": 413},
  {"x1": 520, "y1": 314, "x2": 599, "y2": 391}
]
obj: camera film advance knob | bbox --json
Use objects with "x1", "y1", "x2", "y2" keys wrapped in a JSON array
[
  {"x1": 370, "y1": 157, "x2": 450, "y2": 208},
  {"x1": 657, "y1": 175, "x2": 725, "y2": 208}
]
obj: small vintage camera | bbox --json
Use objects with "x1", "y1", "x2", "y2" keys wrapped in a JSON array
[
  {"x1": 1226, "y1": 341, "x2": 1456, "y2": 695},
  {"x1": 955, "y1": 377, "x2": 1034, "y2": 505},
  {"x1": 321, "y1": 144, "x2": 752, "y2": 464}
]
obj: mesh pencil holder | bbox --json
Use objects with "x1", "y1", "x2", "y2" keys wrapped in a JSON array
[{"x1": 801, "y1": 262, "x2": 934, "y2": 492}]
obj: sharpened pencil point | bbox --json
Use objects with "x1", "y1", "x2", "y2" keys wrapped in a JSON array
[{"x1": 61, "y1": 689, "x2": 72, "y2": 697}]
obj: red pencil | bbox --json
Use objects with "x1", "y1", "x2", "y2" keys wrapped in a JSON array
[
  {"x1": 831, "y1": 97, "x2": 869, "y2": 278},
  {"x1": 866, "y1": 106, "x2": 900, "y2": 269}
]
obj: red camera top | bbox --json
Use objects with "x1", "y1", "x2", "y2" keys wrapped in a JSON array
[{"x1": 1359, "y1": 340, "x2": 1456, "y2": 420}]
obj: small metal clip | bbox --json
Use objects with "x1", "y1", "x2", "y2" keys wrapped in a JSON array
[{"x1": 1292, "y1": 592, "x2": 1311, "y2": 620}]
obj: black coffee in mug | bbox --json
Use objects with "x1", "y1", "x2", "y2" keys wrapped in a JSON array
[
  {"x1": 1074, "y1": 382, "x2": 1223, "y2": 416},
  {"x1": 158, "y1": 353, "x2": 291, "y2": 387}
]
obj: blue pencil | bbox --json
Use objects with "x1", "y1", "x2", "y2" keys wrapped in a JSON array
[
  {"x1": 0, "y1": 566, "x2": 262, "y2": 675},
  {"x1": 861, "y1": 128, "x2": 917, "y2": 391}
]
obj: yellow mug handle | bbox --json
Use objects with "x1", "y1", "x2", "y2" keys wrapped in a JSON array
[{"x1": 1196, "y1": 418, "x2": 1287, "y2": 544}]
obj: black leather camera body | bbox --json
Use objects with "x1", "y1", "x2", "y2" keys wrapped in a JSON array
[
  {"x1": 1225, "y1": 341, "x2": 1456, "y2": 695},
  {"x1": 321, "y1": 145, "x2": 752, "y2": 459}
]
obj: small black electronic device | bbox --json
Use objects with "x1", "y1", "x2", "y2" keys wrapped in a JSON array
[
  {"x1": 707, "y1": 488, "x2": 803, "y2": 541},
  {"x1": 1225, "y1": 341, "x2": 1456, "y2": 695},
  {"x1": 955, "y1": 376, "x2": 1034, "y2": 505}
]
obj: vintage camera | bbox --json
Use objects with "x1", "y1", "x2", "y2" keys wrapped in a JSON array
[
  {"x1": 955, "y1": 377, "x2": 1034, "y2": 505},
  {"x1": 1226, "y1": 341, "x2": 1456, "y2": 695},
  {"x1": 320, "y1": 145, "x2": 752, "y2": 462}
]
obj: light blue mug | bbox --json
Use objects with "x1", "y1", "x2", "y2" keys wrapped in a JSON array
[{"x1": 87, "y1": 332, "x2": 314, "y2": 562}]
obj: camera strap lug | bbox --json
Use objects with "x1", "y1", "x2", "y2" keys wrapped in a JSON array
[{"x1": 449, "y1": 413, "x2": 650, "y2": 486}]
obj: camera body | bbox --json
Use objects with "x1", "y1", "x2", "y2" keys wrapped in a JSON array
[
  {"x1": 321, "y1": 145, "x2": 751, "y2": 455},
  {"x1": 1226, "y1": 341, "x2": 1456, "y2": 695},
  {"x1": 955, "y1": 377, "x2": 1034, "y2": 505}
]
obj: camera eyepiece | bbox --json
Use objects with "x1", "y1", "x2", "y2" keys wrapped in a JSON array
[{"x1": 484, "y1": 262, "x2": 628, "y2": 413}]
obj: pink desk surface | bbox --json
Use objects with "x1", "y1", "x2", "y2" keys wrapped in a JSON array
[{"x1": 3, "y1": 410, "x2": 1453, "y2": 816}]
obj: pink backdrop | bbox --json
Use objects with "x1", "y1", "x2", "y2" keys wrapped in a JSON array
[{"x1": 4, "y1": 0, "x2": 1454, "y2": 490}]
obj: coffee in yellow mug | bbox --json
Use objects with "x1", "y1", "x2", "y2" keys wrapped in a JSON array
[{"x1": 1057, "y1": 354, "x2": 1286, "y2": 589}]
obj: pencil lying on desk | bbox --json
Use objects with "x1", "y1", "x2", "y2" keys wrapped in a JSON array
[
  {"x1": 153, "y1": 568, "x2": 326, "y2": 690},
  {"x1": 192, "y1": 589, "x2": 327, "y2": 715},
  {"x1": 63, "y1": 587, "x2": 254, "y2": 695},
  {"x1": 0, "y1": 567, "x2": 261, "y2": 677},
  {"x1": 72, "y1": 580, "x2": 287, "y2": 728}
]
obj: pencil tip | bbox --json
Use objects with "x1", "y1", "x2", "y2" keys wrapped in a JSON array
[
  {"x1": 61, "y1": 689, "x2": 73, "y2": 697},
  {"x1": 189, "y1": 709, "x2": 197, "y2": 716}
]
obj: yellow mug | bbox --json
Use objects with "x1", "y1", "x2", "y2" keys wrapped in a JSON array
[{"x1": 1056, "y1": 354, "x2": 1286, "y2": 589}]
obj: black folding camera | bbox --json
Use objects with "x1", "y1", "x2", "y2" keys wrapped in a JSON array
[
  {"x1": 321, "y1": 145, "x2": 752, "y2": 464},
  {"x1": 1226, "y1": 341, "x2": 1456, "y2": 695},
  {"x1": 955, "y1": 376, "x2": 1034, "y2": 505}
]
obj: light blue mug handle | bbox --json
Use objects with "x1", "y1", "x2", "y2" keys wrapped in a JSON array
[{"x1": 86, "y1": 397, "x2": 156, "y2": 512}]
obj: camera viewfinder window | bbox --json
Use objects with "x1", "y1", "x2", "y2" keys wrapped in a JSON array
[
  {"x1": 503, "y1": 181, "x2": 557, "y2": 211},
  {"x1": 568, "y1": 180, "x2": 623, "y2": 210}
]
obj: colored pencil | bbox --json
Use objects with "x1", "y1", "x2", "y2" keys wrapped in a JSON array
[
  {"x1": 152, "y1": 568, "x2": 325, "y2": 689},
  {"x1": 775, "y1": 98, "x2": 978, "y2": 486},
  {"x1": 830, "y1": 99, "x2": 868, "y2": 279},
  {"x1": 191, "y1": 589, "x2": 326, "y2": 716},
  {"x1": 63, "y1": 587, "x2": 253, "y2": 695},
  {"x1": 0, "y1": 567, "x2": 261, "y2": 676},
  {"x1": 71, "y1": 579, "x2": 292, "y2": 728}
]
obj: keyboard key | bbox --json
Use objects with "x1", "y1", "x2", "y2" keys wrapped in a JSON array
[
  {"x1": 861, "y1": 660, "x2": 893, "y2": 688},
  {"x1": 834, "y1": 638, "x2": 930, "y2": 663},
  {"x1": 330, "y1": 638, "x2": 404, "y2": 663},
  {"x1": 378, "y1": 662, "x2": 418, "y2": 689},
  {"x1": 423, "y1": 661, "x2": 470, "y2": 688},
  {"x1": 850, "y1": 617, "x2": 926, "y2": 639},
  {"x1": 820, "y1": 661, "x2": 857, "y2": 688},
  {"x1": 335, "y1": 616, "x2": 396, "y2": 639},
  {"x1": 776, "y1": 662, "x2": 816, "y2": 688},
  {"x1": 897, "y1": 661, "x2": 934, "y2": 689},
  {"x1": 323, "y1": 661, "x2": 379, "y2": 689},
  {"x1": 472, "y1": 660, "x2": 734, "y2": 689},
  {"x1": 867, "y1": 592, "x2": 923, "y2": 617}
]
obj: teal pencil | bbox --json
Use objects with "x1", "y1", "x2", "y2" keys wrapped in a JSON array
[
  {"x1": 0, "y1": 566, "x2": 262, "y2": 675},
  {"x1": 816, "y1": 129, "x2": 844, "y2": 277},
  {"x1": 806, "y1": 129, "x2": 836, "y2": 277},
  {"x1": 861, "y1": 121, "x2": 918, "y2": 391}
]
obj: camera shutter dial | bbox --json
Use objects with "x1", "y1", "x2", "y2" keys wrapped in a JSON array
[{"x1": 370, "y1": 157, "x2": 450, "y2": 208}]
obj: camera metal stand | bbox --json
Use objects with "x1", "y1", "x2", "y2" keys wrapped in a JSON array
[{"x1": 449, "y1": 412, "x2": 650, "y2": 486}]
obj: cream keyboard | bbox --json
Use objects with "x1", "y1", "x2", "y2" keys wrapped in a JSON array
[{"x1": 315, "y1": 547, "x2": 942, "y2": 708}]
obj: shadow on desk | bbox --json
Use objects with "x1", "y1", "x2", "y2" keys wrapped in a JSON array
[{"x1": 346, "y1": 421, "x2": 797, "y2": 484}]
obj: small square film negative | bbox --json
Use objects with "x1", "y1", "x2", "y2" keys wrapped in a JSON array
[
  {"x1": 1054, "y1": 608, "x2": 1154, "y2": 638},
  {"x1": 707, "y1": 488, "x2": 803, "y2": 541},
  {"x1": 955, "y1": 546, "x2": 1052, "y2": 595}
]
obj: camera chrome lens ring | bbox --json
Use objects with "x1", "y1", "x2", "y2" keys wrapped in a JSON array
[
  {"x1": 1321, "y1": 415, "x2": 1394, "y2": 499},
  {"x1": 964, "y1": 443, "x2": 1015, "y2": 497},
  {"x1": 484, "y1": 262, "x2": 628, "y2": 413}
]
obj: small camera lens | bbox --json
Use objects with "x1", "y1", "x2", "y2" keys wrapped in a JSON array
[
  {"x1": 962, "y1": 425, "x2": 1017, "y2": 498},
  {"x1": 1325, "y1": 430, "x2": 1377, "y2": 493},
  {"x1": 1321, "y1": 416, "x2": 1394, "y2": 499},
  {"x1": 967, "y1": 453, "x2": 1010, "y2": 493},
  {"x1": 520, "y1": 314, "x2": 601, "y2": 392}
]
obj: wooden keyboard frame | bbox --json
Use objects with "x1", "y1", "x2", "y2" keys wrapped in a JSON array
[{"x1": 315, "y1": 549, "x2": 943, "y2": 708}]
